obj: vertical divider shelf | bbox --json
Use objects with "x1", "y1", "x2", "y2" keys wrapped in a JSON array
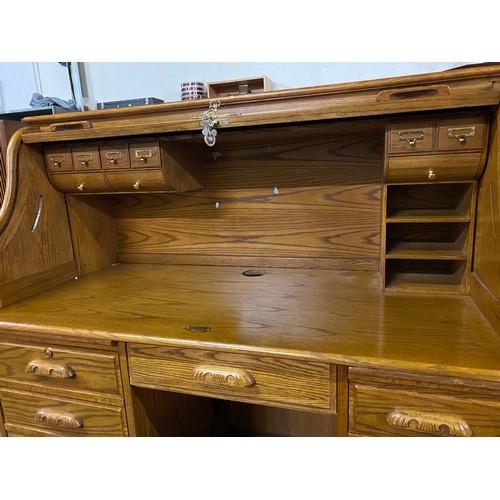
[{"x1": 382, "y1": 182, "x2": 476, "y2": 294}]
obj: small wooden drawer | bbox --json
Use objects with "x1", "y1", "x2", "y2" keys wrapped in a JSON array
[
  {"x1": 49, "y1": 172, "x2": 113, "y2": 193},
  {"x1": 105, "y1": 169, "x2": 174, "y2": 192},
  {"x1": 388, "y1": 120, "x2": 434, "y2": 153},
  {"x1": 386, "y1": 152, "x2": 482, "y2": 183},
  {"x1": 128, "y1": 345, "x2": 335, "y2": 412},
  {"x1": 0, "y1": 391, "x2": 127, "y2": 437},
  {"x1": 71, "y1": 143, "x2": 101, "y2": 171},
  {"x1": 44, "y1": 145, "x2": 73, "y2": 172},
  {"x1": 0, "y1": 341, "x2": 122, "y2": 398},
  {"x1": 129, "y1": 141, "x2": 162, "y2": 168},
  {"x1": 99, "y1": 140, "x2": 131, "y2": 169},
  {"x1": 349, "y1": 371, "x2": 500, "y2": 437},
  {"x1": 437, "y1": 115, "x2": 488, "y2": 151}
]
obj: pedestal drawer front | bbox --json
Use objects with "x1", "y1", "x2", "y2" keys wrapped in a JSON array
[
  {"x1": 128, "y1": 345, "x2": 335, "y2": 412},
  {"x1": 386, "y1": 152, "x2": 482, "y2": 183},
  {"x1": 0, "y1": 342, "x2": 122, "y2": 397},
  {"x1": 388, "y1": 120, "x2": 434, "y2": 153},
  {"x1": 0, "y1": 391, "x2": 127, "y2": 437},
  {"x1": 349, "y1": 383, "x2": 500, "y2": 437}
]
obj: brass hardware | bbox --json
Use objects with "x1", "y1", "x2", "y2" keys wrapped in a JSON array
[
  {"x1": 133, "y1": 181, "x2": 141, "y2": 190},
  {"x1": 106, "y1": 151, "x2": 122, "y2": 164},
  {"x1": 44, "y1": 347, "x2": 53, "y2": 358},
  {"x1": 77, "y1": 182, "x2": 85, "y2": 192},
  {"x1": 200, "y1": 100, "x2": 230, "y2": 147},
  {"x1": 428, "y1": 169, "x2": 436, "y2": 180},
  {"x1": 50, "y1": 155, "x2": 65, "y2": 166},
  {"x1": 447, "y1": 126, "x2": 476, "y2": 144},
  {"x1": 76, "y1": 153, "x2": 93, "y2": 165},
  {"x1": 185, "y1": 325, "x2": 211, "y2": 332},
  {"x1": 135, "y1": 150, "x2": 153, "y2": 162},
  {"x1": 398, "y1": 130, "x2": 425, "y2": 146}
]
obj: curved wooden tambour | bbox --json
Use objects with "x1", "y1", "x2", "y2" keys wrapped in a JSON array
[
  {"x1": 35, "y1": 409, "x2": 83, "y2": 429},
  {"x1": 192, "y1": 365, "x2": 255, "y2": 388},
  {"x1": 0, "y1": 128, "x2": 26, "y2": 233},
  {"x1": 387, "y1": 409, "x2": 473, "y2": 437},
  {"x1": 26, "y1": 358, "x2": 76, "y2": 379}
]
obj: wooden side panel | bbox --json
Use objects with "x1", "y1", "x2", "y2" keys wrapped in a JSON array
[
  {"x1": 113, "y1": 122, "x2": 384, "y2": 270},
  {"x1": 472, "y1": 108, "x2": 500, "y2": 333},
  {"x1": 0, "y1": 137, "x2": 76, "y2": 306},
  {"x1": 66, "y1": 195, "x2": 117, "y2": 277}
]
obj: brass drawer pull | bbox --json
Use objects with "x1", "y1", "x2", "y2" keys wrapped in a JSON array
[
  {"x1": 48, "y1": 120, "x2": 93, "y2": 132},
  {"x1": 193, "y1": 365, "x2": 255, "y2": 387},
  {"x1": 26, "y1": 358, "x2": 76, "y2": 379},
  {"x1": 428, "y1": 169, "x2": 436, "y2": 180},
  {"x1": 447, "y1": 126, "x2": 476, "y2": 144},
  {"x1": 76, "y1": 153, "x2": 93, "y2": 165},
  {"x1": 135, "y1": 150, "x2": 153, "y2": 162},
  {"x1": 398, "y1": 130, "x2": 425, "y2": 146},
  {"x1": 49, "y1": 155, "x2": 65, "y2": 167},
  {"x1": 35, "y1": 409, "x2": 83, "y2": 429},
  {"x1": 387, "y1": 410, "x2": 472, "y2": 437},
  {"x1": 105, "y1": 151, "x2": 122, "y2": 164}
]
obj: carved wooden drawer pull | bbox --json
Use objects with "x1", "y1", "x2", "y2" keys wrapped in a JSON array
[
  {"x1": 192, "y1": 365, "x2": 255, "y2": 387},
  {"x1": 35, "y1": 409, "x2": 83, "y2": 429},
  {"x1": 387, "y1": 410, "x2": 472, "y2": 437},
  {"x1": 26, "y1": 358, "x2": 76, "y2": 379},
  {"x1": 48, "y1": 120, "x2": 93, "y2": 132}
]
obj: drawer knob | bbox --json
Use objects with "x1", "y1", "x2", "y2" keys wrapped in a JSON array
[
  {"x1": 50, "y1": 155, "x2": 65, "y2": 167},
  {"x1": 26, "y1": 358, "x2": 76, "y2": 379},
  {"x1": 35, "y1": 409, "x2": 83, "y2": 429},
  {"x1": 428, "y1": 169, "x2": 436, "y2": 180},
  {"x1": 133, "y1": 180, "x2": 141, "y2": 190},
  {"x1": 77, "y1": 182, "x2": 85, "y2": 192},
  {"x1": 193, "y1": 365, "x2": 255, "y2": 388},
  {"x1": 387, "y1": 410, "x2": 472, "y2": 437}
]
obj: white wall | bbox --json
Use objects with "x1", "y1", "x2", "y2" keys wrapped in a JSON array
[
  {"x1": 82, "y1": 62, "x2": 469, "y2": 104},
  {"x1": 0, "y1": 62, "x2": 470, "y2": 112},
  {"x1": 0, "y1": 62, "x2": 75, "y2": 111}
]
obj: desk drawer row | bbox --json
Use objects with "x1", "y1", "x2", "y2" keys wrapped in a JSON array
[
  {"x1": 1, "y1": 337, "x2": 499, "y2": 437},
  {"x1": 0, "y1": 338, "x2": 129, "y2": 437}
]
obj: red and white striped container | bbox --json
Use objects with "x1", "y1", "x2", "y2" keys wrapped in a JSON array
[{"x1": 180, "y1": 82, "x2": 206, "y2": 100}]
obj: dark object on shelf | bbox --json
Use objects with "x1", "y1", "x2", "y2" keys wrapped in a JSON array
[
  {"x1": 97, "y1": 97, "x2": 164, "y2": 110},
  {"x1": 0, "y1": 106, "x2": 69, "y2": 121}
]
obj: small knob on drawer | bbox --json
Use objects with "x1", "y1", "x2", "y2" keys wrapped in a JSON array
[
  {"x1": 428, "y1": 169, "x2": 436, "y2": 181},
  {"x1": 77, "y1": 182, "x2": 85, "y2": 192},
  {"x1": 133, "y1": 180, "x2": 141, "y2": 190}
]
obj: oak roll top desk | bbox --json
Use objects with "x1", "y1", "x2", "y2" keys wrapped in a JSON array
[{"x1": 0, "y1": 64, "x2": 499, "y2": 437}]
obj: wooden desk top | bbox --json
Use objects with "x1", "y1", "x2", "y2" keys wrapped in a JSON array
[{"x1": 0, "y1": 264, "x2": 499, "y2": 381}]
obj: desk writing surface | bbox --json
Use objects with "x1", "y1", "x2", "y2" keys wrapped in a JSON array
[{"x1": 0, "y1": 264, "x2": 498, "y2": 380}]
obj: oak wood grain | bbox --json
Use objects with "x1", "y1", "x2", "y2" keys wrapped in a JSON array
[
  {"x1": 20, "y1": 65, "x2": 500, "y2": 143},
  {"x1": 0, "y1": 263, "x2": 499, "y2": 381},
  {"x1": 0, "y1": 389, "x2": 127, "y2": 437}
]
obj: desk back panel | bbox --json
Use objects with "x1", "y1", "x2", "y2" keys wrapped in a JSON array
[{"x1": 112, "y1": 120, "x2": 384, "y2": 270}]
